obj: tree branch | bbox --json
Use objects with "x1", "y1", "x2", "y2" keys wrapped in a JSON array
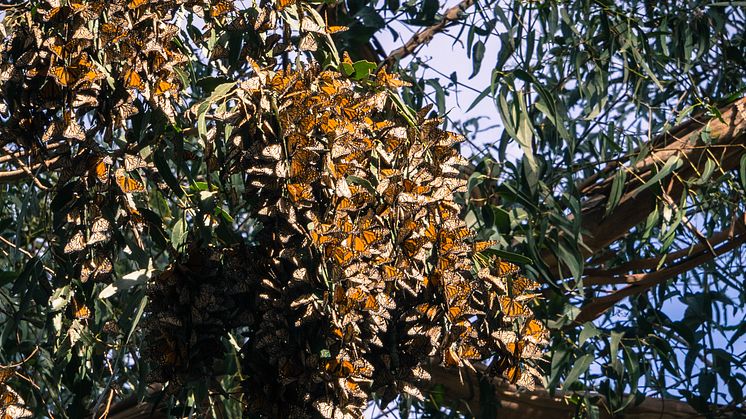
[
  {"x1": 424, "y1": 364, "x2": 710, "y2": 419},
  {"x1": 384, "y1": 0, "x2": 475, "y2": 64},
  {"x1": 574, "y1": 230, "x2": 746, "y2": 324},
  {"x1": 543, "y1": 97, "x2": 746, "y2": 276}
]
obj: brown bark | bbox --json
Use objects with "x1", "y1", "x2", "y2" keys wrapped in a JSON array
[
  {"x1": 384, "y1": 0, "x2": 475, "y2": 64},
  {"x1": 544, "y1": 98, "x2": 746, "y2": 276},
  {"x1": 427, "y1": 365, "x2": 709, "y2": 419}
]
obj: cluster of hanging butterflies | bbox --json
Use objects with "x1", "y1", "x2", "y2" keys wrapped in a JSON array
[
  {"x1": 141, "y1": 246, "x2": 256, "y2": 391},
  {"x1": 0, "y1": 0, "x2": 189, "y2": 361},
  {"x1": 166, "y1": 57, "x2": 549, "y2": 417}
]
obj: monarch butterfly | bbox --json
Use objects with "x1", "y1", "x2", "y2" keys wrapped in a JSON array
[
  {"x1": 498, "y1": 296, "x2": 529, "y2": 319},
  {"x1": 276, "y1": 0, "x2": 294, "y2": 11},
  {"x1": 415, "y1": 303, "x2": 438, "y2": 320},
  {"x1": 0, "y1": 389, "x2": 18, "y2": 406},
  {"x1": 115, "y1": 169, "x2": 145, "y2": 193},
  {"x1": 210, "y1": 0, "x2": 234, "y2": 17},
  {"x1": 360, "y1": 294, "x2": 379, "y2": 311},
  {"x1": 472, "y1": 240, "x2": 498, "y2": 253},
  {"x1": 298, "y1": 33, "x2": 317, "y2": 52},
  {"x1": 458, "y1": 343, "x2": 482, "y2": 360},
  {"x1": 496, "y1": 259, "x2": 520, "y2": 277},
  {"x1": 71, "y1": 298, "x2": 91, "y2": 319},
  {"x1": 447, "y1": 305, "x2": 463, "y2": 321},
  {"x1": 71, "y1": 1, "x2": 103, "y2": 19},
  {"x1": 49, "y1": 66, "x2": 73, "y2": 86},
  {"x1": 79, "y1": 256, "x2": 112, "y2": 282},
  {"x1": 63, "y1": 121, "x2": 85, "y2": 141},
  {"x1": 115, "y1": 103, "x2": 139, "y2": 120},
  {"x1": 123, "y1": 69, "x2": 145, "y2": 91},
  {"x1": 310, "y1": 230, "x2": 335, "y2": 246},
  {"x1": 64, "y1": 231, "x2": 86, "y2": 254},
  {"x1": 101, "y1": 23, "x2": 128, "y2": 43},
  {"x1": 444, "y1": 345, "x2": 462, "y2": 367},
  {"x1": 381, "y1": 264, "x2": 403, "y2": 281},
  {"x1": 444, "y1": 281, "x2": 470, "y2": 301},
  {"x1": 153, "y1": 79, "x2": 174, "y2": 96},
  {"x1": 346, "y1": 287, "x2": 367, "y2": 302},
  {"x1": 327, "y1": 246, "x2": 354, "y2": 266},
  {"x1": 503, "y1": 365, "x2": 522, "y2": 384},
  {"x1": 0, "y1": 367, "x2": 14, "y2": 384},
  {"x1": 402, "y1": 237, "x2": 425, "y2": 258},
  {"x1": 93, "y1": 158, "x2": 109, "y2": 182},
  {"x1": 326, "y1": 25, "x2": 348, "y2": 34},
  {"x1": 123, "y1": 154, "x2": 147, "y2": 171},
  {"x1": 377, "y1": 293, "x2": 396, "y2": 310},
  {"x1": 510, "y1": 275, "x2": 540, "y2": 295},
  {"x1": 287, "y1": 183, "x2": 313, "y2": 203},
  {"x1": 127, "y1": 0, "x2": 148, "y2": 9},
  {"x1": 376, "y1": 67, "x2": 411, "y2": 88},
  {"x1": 87, "y1": 218, "x2": 110, "y2": 245}
]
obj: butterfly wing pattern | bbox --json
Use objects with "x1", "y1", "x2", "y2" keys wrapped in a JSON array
[{"x1": 140, "y1": 62, "x2": 546, "y2": 417}]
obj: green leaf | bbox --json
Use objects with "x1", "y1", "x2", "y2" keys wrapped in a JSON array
[
  {"x1": 629, "y1": 155, "x2": 682, "y2": 199},
  {"x1": 171, "y1": 217, "x2": 188, "y2": 251},
  {"x1": 481, "y1": 248, "x2": 532, "y2": 265},
  {"x1": 579, "y1": 323, "x2": 600, "y2": 345},
  {"x1": 563, "y1": 353, "x2": 594, "y2": 389},
  {"x1": 352, "y1": 60, "x2": 376, "y2": 80},
  {"x1": 470, "y1": 40, "x2": 485, "y2": 78},
  {"x1": 605, "y1": 169, "x2": 627, "y2": 215}
]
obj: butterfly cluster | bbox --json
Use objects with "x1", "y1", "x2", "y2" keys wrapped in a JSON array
[
  {"x1": 159, "y1": 60, "x2": 549, "y2": 417},
  {"x1": 0, "y1": 0, "x2": 191, "y2": 331},
  {"x1": 141, "y1": 246, "x2": 255, "y2": 391}
]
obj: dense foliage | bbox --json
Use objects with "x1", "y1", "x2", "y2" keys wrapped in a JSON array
[{"x1": 0, "y1": 0, "x2": 744, "y2": 418}]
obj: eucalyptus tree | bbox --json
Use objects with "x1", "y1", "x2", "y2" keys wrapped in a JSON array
[{"x1": 0, "y1": 0, "x2": 744, "y2": 418}]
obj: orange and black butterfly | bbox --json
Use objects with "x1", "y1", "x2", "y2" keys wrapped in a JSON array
[
  {"x1": 123, "y1": 69, "x2": 145, "y2": 91},
  {"x1": 472, "y1": 240, "x2": 498, "y2": 253},
  {"x1": 49, "y1": 66, "x2": 73, "y2": 86},
  {"x1": 326, "y1": 245, "x2": 354, "y2": 266},
  {"x1": 496, "y1": 259, "x2": 520, "y2": 277},
  {"x1": 71, "y1": 298, "x2": 91, "y2": 320},
  {"x1": 115, "y1": 169, "x2": 145, "y2": 193},
  {"x1": 510, "y1": 275, "x2": 540, "y2": 296},
  {"x1": 92, "y1": 157, "x2": 110, "y2": 183},
  {"x1": 521, "y1": 319, "x2": 547, "y2": 344},
  {"x1": 127, "y1": 0, "x2": 148, "y2": 9},
  {"x1": 498, "y1": 296, "x2": 529, "y2": 319},
  {"x1": 210, "y1": 0, "x2": 234, "y2": 17},
  {"x1": 153, "y1": 79, "x2": 174, "y2": 96},
  {"x1": 64, "y1": 231, "x2": 86, "y2": 254},
  {"x1": 287, "y1": 183, "x2": 313, "y2": 204}
]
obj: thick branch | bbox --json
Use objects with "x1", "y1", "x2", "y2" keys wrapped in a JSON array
[
  {"x1": 384, "y1": 0, "x2": 475, "y2": 64},
  {"x1": 544, "y1": 98, "x2": 746, "y2": 275},
  {"x1": 575, "y1": 230, "x2": 746, "y2": 323},
  {"x1": 582, "y1": 217, "x2": 746, "y2": 284},
  {"x1": 426, "y1": 365, "x2": 708, "y2": 419}
]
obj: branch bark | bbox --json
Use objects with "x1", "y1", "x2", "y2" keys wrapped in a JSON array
[
  {"x1": 384, "y1": 0, "x2": 475, "y2": 64},
  {"x1": 543, "y1": 98, "x2": 746, "y2": 276},
  {"x1": 425, "y1": 365, "x2": 709, "y2": 419}
]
